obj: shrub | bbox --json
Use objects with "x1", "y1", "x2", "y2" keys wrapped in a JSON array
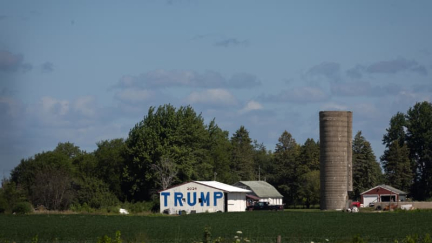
[{"x1": 13, "y1": 202, "x2": 33, "y2": 214}]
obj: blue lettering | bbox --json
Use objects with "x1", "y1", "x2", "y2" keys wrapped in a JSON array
[
  {"x1": 174, "y1": 192, "x2": 183, "y2": 207},
  {"x1": 200, "y1": 192, "x2": 210, "y2": 206},
  {"x1": 161, "y1": 192, "x2": 170, "y2": 207},
  {"x1": 214, "y1": 192, "x2": 223, "y2": 206},
  {"x1": 187, "y1": 192, "x2": 196, "y2": 206}
]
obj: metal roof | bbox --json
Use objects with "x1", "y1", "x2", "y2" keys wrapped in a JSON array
[
  {"x1": 360, "y1": 184, "x2": 408, "y2": 195},
  {"x1": 234, "y1": 181, "x2": 283, "y2": 198},
  {"x1": 195, "y1": 181, "x2": 251, "y2": 193}
]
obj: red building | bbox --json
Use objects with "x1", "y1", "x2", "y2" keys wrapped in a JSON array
[{"x1": 360, "y1": 184, "x2": 408, "y2": 207}]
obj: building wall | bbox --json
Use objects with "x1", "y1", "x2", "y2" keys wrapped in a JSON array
[
  {"x1": 227, "y1": 192, "x2": 247, "y2": 212},
  {"x1": 159, "y1": 182, "x2": 247, "y2": 214},
  {"x1": 259, "y1": 198, "x2": 283, "y2": 205},
  {"x1": 361, "y1": 187, "x2": 401, "y2": 204}
]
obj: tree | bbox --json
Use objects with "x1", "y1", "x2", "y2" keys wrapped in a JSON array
[
  {"x1": 124, "y1": 104, "x2": 218, "y2": 201},
  {"x1": 298, "y1": 170, "x2": 320, "y2": 209},
  {"x1": 271, "y1": 131, "x2": 303, "y2": 206},
  {"x1": 31, "y1": 168, "x2": 74, "y2": 210},
  {"x1": 151, "y1": 156, "x2": 178, "y2": 190},
  {"x1": 352, "y1": 131, "x2": 382, "y2": 199},
  {"x1": 381, "y1": 142, "x2": 412, "y2": 192},
  {"x1": 94, "y1": 139, "x2": 126, "y2": 200},
  {"x1": 298, "y1": 138, "x2": 320, "y2": 172},
  {"x1": 382, "y1": 112, "x2": 407, "y2": 148},
  {"x1": 406, "y1": 101, "x2": 432, "y2": 200},
  {"x1": 230, "y1": 126, "x2": 255, "y2": 181}
]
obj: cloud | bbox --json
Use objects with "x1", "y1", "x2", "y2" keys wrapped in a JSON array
[
  {"x1": 261, "y1": 86, "x2": 329, "y2": 103},
  {"x1": 348, "y1": 57, "x2": 428, "y2": 78},
  {"x1": 366, "y1": 57, "x2": 427, "y2": 75},
  {"x1": 113, "y1": 70, "x2": 261, "y2": 89},
  {"x1": 331, "y1": 81, "x2": 404, "y2": 97},
  {"x1": 307, "y1": 62, "x2": 341, "y2": 81},
  {"x1": 346, "y1": 65, "x2": 366, "y2": 79},
  {"x1": 114, "y1": 89, "x2": 157, "y2": 103},
  {"x1": 0, "y1": 50, "x2": 32, "y2": 72},
  {"x1": 42, "y1": 62, "x2": 54, "y2": 72},
  {"x1": 239, "y1": 100, "x2": 263, "y2": 114},
  {"x1": 214, "y1": 38, "x2": 249, "y2": 47},
  {"x1": 185, "y1": 89, "x2": 238, "y2": 107}
]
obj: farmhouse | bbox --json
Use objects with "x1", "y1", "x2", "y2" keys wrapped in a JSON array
[
  {"x1": 159, "y1": 181, "x2": 251, "y2": 215},
  {"x1": 361, "y1": 184, "x2": 408, "y2": 206},
  {"x1": 233, "y1": 181, "x2": 283, "y2": 206}
]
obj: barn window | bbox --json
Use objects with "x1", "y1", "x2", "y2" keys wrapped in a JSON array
[{"x1": 199, "y1": 198, "x2": 202, "y2": 203}]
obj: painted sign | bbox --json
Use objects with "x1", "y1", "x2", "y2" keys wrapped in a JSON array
[{"x1": 161, "y1": 191, "x2": 224, "y2": 207}]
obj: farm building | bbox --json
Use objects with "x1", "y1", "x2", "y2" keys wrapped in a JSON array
[
  {"x1": 159, "y1": 181, "x2": 251, "y2": 215},
  {"x1": 361, "y1": 184, "x2": 408, "y2": 207},
  {"x1": 233, "y1": 181, "x2": 283, "y2": 206}
]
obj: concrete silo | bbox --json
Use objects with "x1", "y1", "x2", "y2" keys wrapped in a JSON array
[{"x1": 319, "y1": 111, "x2": 353, "y2": 210}]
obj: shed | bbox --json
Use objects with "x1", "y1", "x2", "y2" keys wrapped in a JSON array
[
  {"x1": 233, "y1": 181, "x2": 283, "y2": 206},
  {"x1": 360, "y1": 184, "x2": 408, "y2": 207},
  {"x1": 159, "y1": 181, "x2": 251, "y2": 215}
]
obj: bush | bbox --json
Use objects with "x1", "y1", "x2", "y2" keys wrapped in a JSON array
[
  {"x1": 121, "y1": 201, "x2": 156, "y2": 214},
  {"x1": 13, "y1": 202, "x2": 33, "y2": 214}
]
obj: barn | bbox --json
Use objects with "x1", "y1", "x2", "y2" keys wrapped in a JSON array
[
  {"x1": 233, "y1": 181, "x2": 283, "y2": 206},
  {"x1": 159, "y1": 181, "x2": 251, "y2": 215},
  {"x1": 361, "y1": 184, "x2": 408, "y2": 207}
]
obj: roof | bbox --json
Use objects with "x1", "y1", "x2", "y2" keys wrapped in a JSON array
[
  {"x1": 234, "y1": 181, "x2": 283, "y2": 198},
  {"x1": 360, "y1": 184, "x2": 408, "y2": 195},
  {"x1": 194, "y1": 181, "x2": 251, "y2": 193}
]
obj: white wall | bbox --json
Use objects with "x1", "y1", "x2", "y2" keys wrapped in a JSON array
[
  {"x1": 160, "y1": 182, "x2": 247, "y2": 214},
  {"x1": 227, "y1": 192, "x2": 247, "y2": 212},
  {"x1": 259, "y1": 198, "x2": 283, "y2": 205}
]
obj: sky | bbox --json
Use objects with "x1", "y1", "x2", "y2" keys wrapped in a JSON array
[{"x1": 1, "y1": 1, "x2": 431, "y2": 180}]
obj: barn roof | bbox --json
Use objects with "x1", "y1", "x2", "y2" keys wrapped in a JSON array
[
  {"x1": 234, "y1": 181, "x2": 283, "y2": 198},
  {"x1": 195, "y1": 181, "x2": 251, "y2": 193},
  {"x1": 360, "y1": 184, "x2": 407, "y2": 195}
]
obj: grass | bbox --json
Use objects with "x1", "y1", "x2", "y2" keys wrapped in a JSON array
[{"x1": 1, "y1": 210, "x2": 431, "y2": 242}]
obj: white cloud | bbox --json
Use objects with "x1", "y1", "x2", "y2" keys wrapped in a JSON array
[
  {"x1": 239, "y1": 100, "x2": 263, "y2": 114},
  {"x1": 185, "y1": 89, "x2": 238, "y2": 106},
  {"x1": 73, "y1": 96, "x2": 96, "y2": 117}
]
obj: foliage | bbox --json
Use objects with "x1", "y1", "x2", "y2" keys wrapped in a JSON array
[
  {"x1": 97, "y1": 231, "x2": 122, "y2": 243},
  {"x1": 299, "y1": 170, "x2": 320, "y2": 209},
  {"x1": 271, "y1": 131, "x2": 303, "y2": 206},
  {"x1": 124, "y1": 104, "x2": 218, "y2": 201},
  {"x1": 352, "y1": 131, "x2": 383, "y2": 199},
  {"x1": 406, "y1": 101, "x2": 432, "y2": 200},
  {"x1": 381, "y1": 142, "x2": 412, "y2": 192},
  {"x1": 230, "y1": 126, "x2": 255, "y2": 181},
  {"x1": 12, "y1": 202, "x2": 33, "y2": 214},
  {"x1": 73, "y1": 177, "x2": 119, "y2": 209}
]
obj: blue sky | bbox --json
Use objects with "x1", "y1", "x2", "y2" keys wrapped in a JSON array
[{"x1": 1, "y1": 1, "x2": 431, "y2": 180}]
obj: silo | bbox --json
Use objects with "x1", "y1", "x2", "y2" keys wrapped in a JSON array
[{"x1": 319, "y1": 111, "x2": 353, "y2": 210}]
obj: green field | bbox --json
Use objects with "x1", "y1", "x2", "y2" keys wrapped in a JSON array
[{"x1": 1, "y1": 211, "x2": 431, "y2": 242}]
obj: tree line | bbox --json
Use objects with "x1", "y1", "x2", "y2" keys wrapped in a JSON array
[{"x1": 1, "y1": 102, "x2": 431, "y2": 213}]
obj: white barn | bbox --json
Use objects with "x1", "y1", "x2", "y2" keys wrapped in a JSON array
[{"x1": 159, "y1": 181, "x2": 251, "y2": 215}]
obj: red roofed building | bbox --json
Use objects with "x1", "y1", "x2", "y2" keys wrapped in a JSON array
[{"x1": 360, "y1": 184, "x2": 408, "y2": 207}]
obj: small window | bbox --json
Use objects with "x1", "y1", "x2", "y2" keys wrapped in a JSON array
[
  {"x1": 199, "y1": 198, "x2": 202, "y2": 203},
  {"x1": 182, "y1": 198, "x2": 185, "y2": 202}
]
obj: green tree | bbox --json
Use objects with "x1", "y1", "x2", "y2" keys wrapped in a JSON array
[
  {"x1": 298, "y1": 138, "x2": 320, "y2": 172},
  {"x1": 94, "y1": 138, "x2": 126, "y2": 200},
  {"x1": 124, "y1": 104, "x2": 217, "y2": 200},
  {"x1": 382, "y1": 112, "x2": 407, "y2": 148},
  {"x1": 352, "y1": 131, "x2": 382, "y2": 199},
  {"x1": 271, "y1": 131, "x2": 303, "y2": 206},
  {"x1": 206, "y1": 120, "x2": 233, "y2": 183},
  {"x1": 299, "y1": 170, "x2": 320, "y2": 209},
  {"x1": 230, "y1": 126, "x2": 255, "y2": 181},
  {"x1": 381, "y1": 142, "x2": 412, "y2": 193},
  {"x1": 406, "y1": 101, "x2": 432, "y2": 200}
]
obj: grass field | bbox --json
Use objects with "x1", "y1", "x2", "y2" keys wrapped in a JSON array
[{"x1": 1, "y1": 210, "x2": 431, "y2": 242}]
